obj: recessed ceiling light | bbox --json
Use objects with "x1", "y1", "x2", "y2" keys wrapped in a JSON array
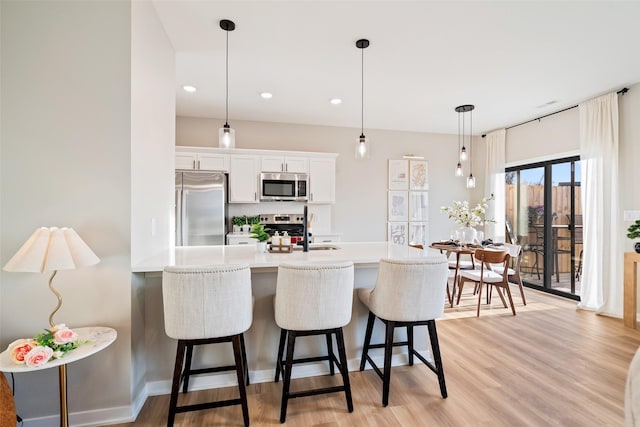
[
  {"x1": 183, "y1": 85, "x2": 197, "y2": 93},
  {"x1": 536, "y1": 100, "x2": 558, "y2": 108},
  {"x1": 330, "y1": 98, "x2": 342, "y2": 105},
  {"x1": 260, "y1": 92, "x2": 273, "y2": 99}
]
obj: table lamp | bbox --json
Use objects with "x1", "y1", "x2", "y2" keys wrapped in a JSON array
[{"x1": 3, "y1": 227, "x2": 100, "y2": 327}]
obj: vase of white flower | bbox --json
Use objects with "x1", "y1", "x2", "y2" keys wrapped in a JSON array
[
  {"x1": 458, "y1": 226, "x2": 477, "y2": 244},
  {"x1": 441, "y1": 195, "x2": 494, "y2": 243}
]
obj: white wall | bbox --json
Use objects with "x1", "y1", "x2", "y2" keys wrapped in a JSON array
[
  {"x1": 177, "y1": 117, "x2": 474, "y2": 243},
  {"x1": 130, "y1": 0, "x2": 175, "y2": 415},
  {"x1": 505, "y1": 106, "x2": 580, "y2": 165},
  {"x1": 620, "y1": 83, "x2": 640, "y2": 253},
  {"x1": 1, "y1": 0, "x2": 134, "y2": 423},
  {"x1": 131, "y1": 2, "x2": 175, "y2": 266}
]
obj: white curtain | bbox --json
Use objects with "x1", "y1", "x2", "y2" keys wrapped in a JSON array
[
  {"x1": 484, "y1": 129, "x2": 506, "y2": 242},
  {"x1": 578, "y1": 92, "x2": 622, "y2": 316}
]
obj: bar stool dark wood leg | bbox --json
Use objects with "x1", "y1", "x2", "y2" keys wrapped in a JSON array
[
  {"x1": 240, "y1": 334, "x2": 250, "y2": 386},
  {"x1": 280, "y1": 331, "x2": 296, "y2": 423},
  {"x1": 168, "y1": 340, "x2": 186, "y2": 427},
  {"x1": 274, "y1": 329, "x2": 287, "y2": 382},
  {"x1": 181, "y1": 343, "x2": 194, "y2": 393},
  {"x1": 359, "y1": 312, "x2": 375, "y2": 371},
  {"x1": 232, "y1": 335, "x2": 250, "y2": 427},
  {"x1": 326, "y1": 333, "x2": 336, "y2": 375},
  {"x1": 427, "y1": 320, "x2": 447, "y2": 399},
  {"x1": 335, "y1": 328, "x2": 353, "y2": 412},
  {"x1": 407, "y1": 325, "x2": 414, "y2": 366},
  {"x1": 382, "y1": 321, "x2": 395, "y2": 407}
]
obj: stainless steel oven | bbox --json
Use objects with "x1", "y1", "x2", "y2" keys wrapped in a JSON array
[{"x1": 259, "y1": 172, "x2": 308, "y2": 202}]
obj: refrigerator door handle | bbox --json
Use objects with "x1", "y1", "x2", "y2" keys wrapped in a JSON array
[{"x1": 181, "y1": 189, "x2": 189, "y2": 246}]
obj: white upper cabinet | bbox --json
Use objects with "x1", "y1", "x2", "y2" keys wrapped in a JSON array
[
  {"x1": 229, "y1": 155, "x2": 259, "y2": 203},
  {"x1": 175, "y1": 150, "x2": 229, "y2": 172},
  {"x1": 308, "y1": 158, "x2": 335, "y2": 204},
  {"x1": 261, "y1": 156, "x2": 308, "y2": 173}
]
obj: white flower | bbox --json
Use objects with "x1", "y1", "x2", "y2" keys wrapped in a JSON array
[{"x1": 441, "y1": 195, "x2": 495, "y2": 228}]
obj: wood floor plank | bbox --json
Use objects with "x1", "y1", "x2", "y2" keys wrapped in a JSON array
[{"x1": 110, "y1": 286, "x2": 640, "y2": 426}]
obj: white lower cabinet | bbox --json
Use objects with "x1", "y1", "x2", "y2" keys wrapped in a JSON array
[
  {"x1": 311, "y1": 234, "x2": 341, "y2": 243},
  {"x1": 227, "y1": 234, "x2": 257, "y2": 245}
]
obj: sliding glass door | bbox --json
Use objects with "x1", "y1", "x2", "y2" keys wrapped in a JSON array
[{"x1": 505, "y1": 156, "x2": 581, "y2": 299}]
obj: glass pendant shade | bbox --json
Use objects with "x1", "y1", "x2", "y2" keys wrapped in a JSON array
[
  {"x1": 355, "y1": 134, "x2": 370, "y2": 160},
  {"x1": 455, "y1": 162, "x2": 463, "y2": 177},
  {"x1": 218, "y1": 123, "x2": 235, "y2": 149},
  {"x1": 460, "y1": 146, "x2": 468, "y2": 161},
  {"x1": 467, "y1": 174, "x2": 476, "y2": 189}
]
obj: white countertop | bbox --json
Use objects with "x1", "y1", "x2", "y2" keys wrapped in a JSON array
[{"x1": 132, "y1": 242, "x2": 444, "y2": 273}]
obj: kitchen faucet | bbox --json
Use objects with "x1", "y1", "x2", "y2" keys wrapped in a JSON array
[{"x1": 302, "y1": 204, "x2": 309, "y2": 252}]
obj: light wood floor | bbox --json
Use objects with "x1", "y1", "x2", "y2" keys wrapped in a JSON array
[{"x1": 112, "y1": 286, "x2": 640, "y2": 426}]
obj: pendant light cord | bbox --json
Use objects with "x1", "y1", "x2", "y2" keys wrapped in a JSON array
[
  {"x1": 457, "y1": 111, "x2": 461, "y2": 154},
  {"x1": 469, "y1": 109, "x2": 473, "y2": 173},
  {"x1": 361, "y1": 44, "x2": 364, "y2": 136},
  {"x1": 225, "y1": 28, "x2": 229, "y2": 125}
]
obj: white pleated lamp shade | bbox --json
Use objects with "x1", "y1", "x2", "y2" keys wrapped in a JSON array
[{"x1": 3, "y1": 227, "x2": 99, "y2": 273}]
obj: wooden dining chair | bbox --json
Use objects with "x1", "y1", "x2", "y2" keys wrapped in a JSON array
[
  {"x1": 487, "y1": 243, "x2": 526, "y2": 305},
  {"x1": 457, "y1": 249, "x2": 515, "y2": 317}
]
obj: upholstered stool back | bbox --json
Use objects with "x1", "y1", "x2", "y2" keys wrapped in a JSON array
[
  {"x1": 275, "y1": 261, "x2": 354, "y2": 331},
  {"x1": 363, "y1": 257, "x2": 448, "y2": 322},
  {"x1": 163, "y1": 264, "x2": 252, "y2": 340}
]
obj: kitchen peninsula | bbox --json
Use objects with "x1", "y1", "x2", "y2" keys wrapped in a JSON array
[{"x1": 133, "y1": 242, "x2": 445, "y2": 392}]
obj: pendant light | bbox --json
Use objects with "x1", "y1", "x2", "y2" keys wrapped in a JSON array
[
  {"x1": 455, "y1": 104, "x2": 475, "y2": 188},
  {"x1": 355, "y1": 39, "x2": 370, "y2": 160},
  {"x1": 218, "y1": 19, "x2": 235, "y2": 149}
]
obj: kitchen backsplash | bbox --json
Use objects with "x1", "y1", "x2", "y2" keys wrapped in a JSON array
[{"x1": 227, "y1": 202, "x2": 332, "y2": 234}]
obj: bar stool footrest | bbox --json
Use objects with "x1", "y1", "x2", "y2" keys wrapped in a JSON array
[
  {"x1": 175, "y1": 398, "x2": 242, "y2": 414},
  {"x1": 288, "y1": 385, "x2": 346, "y2": 400}
]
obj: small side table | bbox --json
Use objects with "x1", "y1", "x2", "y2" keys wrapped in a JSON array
[
  {"x1": 0, "y1": 326, "x2": 117, "y2": 427},
  {"x1": 625, "y1": 253, "x2": 640, "y2": 328}
]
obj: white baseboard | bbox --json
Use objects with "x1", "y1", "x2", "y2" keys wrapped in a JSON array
[
  {"x1": 20, "y1": 350, "x2": 431, "y2": 426},
  {"x1": 20, "y1": 385, "x2": 149, "y2": 427}
]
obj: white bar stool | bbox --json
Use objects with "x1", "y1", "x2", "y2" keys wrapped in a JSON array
[
  {"x1": 162, "y1": 265, "x2": 253, "y2": 427},
  {"x1": 274, "y1": 261, "x2": 355, "y2": 423},
  {"x1": 358, "y1": 257, "x2": 449, "y2": 407}
]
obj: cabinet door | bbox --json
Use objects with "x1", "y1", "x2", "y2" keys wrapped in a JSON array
[
  {"x1": 308, "y1": 158, "x2": 335, "y2": 204},
  {"x1": 261, "y1": 156, "x2": 284, "y2": 172},
  {"x1": 198, "y1": 153, "x2": 229, "y2": 172},
  {"x1": 229, "y1": 155, "x2": 259, "y2": 203},
  {"x1": 176, "y1": 153, "x2": 196, "y2": 170},
  {"x1": 284, "y1": 157, "x2": 308, "y2": 173}
]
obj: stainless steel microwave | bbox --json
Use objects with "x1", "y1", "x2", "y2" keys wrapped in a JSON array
[{"x1": 259, "y1": 172, "x2": 308, "y2": 202}]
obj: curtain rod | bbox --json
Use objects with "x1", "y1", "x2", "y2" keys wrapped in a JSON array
[{"x1": 481, "y1": 87, "x2": 629, "y2": 137}]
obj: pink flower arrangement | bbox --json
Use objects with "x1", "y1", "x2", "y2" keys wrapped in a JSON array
[{"x1": 6, "y1": 324, "x2": 82, "y2": 367}]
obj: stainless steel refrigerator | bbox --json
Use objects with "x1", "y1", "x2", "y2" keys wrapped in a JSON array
[{"x1": 175, "y1": 171, "x2": 227, "y2": 246}]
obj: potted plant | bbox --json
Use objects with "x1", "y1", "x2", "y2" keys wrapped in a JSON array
[
  {"x1": 628, "y1": 220, "x2": 640, "y2": 253},
  {"x1": 248, "y1": 215, "x2": 261, "y2": 226},
  {"x1": 231, "y1": 216, "x2": 246, "y2": 233},
  {"x1": 250, "y1": 224, "x2": 271, "y2": 252}
]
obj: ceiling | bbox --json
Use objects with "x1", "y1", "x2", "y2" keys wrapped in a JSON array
[{"x1": 152, "y1": 1, "x2": 640, "y2": 136}]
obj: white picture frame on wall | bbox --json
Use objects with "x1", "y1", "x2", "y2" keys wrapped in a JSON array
[
  {"x1": 409, "y1": 222, "x2": 429, "y2": 247},
  {"x1": 388, "y1": 191, "x2": 408, "y2": 221},
  {"x1": 388, "y1": 222, "x2": 408, "y2": 245},
  {"x1": 388, "y1": 159, "x2": 409, "y2": 190},
  {"x1": 409, "y1": 191, "x2": 429, "y2": 222},
  {"x1": 409, "y1": 160, "x2": 428, "y2": 190}
]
